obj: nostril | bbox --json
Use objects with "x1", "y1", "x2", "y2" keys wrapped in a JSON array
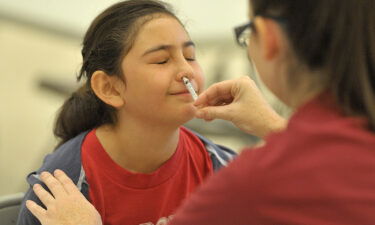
[{"x1": 182, "y1": 77, "x2": 189, "y2": 85}]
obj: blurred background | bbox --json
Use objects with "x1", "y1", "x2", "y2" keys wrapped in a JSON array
[{"x1": 0, "y1": 0, "x2": 290, "y2": 196}]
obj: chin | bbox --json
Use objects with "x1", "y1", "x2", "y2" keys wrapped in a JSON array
[{"x1": 175, "y1": 105, "x2": 196, "y2": 124}]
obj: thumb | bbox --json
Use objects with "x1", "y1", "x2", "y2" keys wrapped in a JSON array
[{"x1": 196, "y1": 105, "x2": 233, "y2": 121}]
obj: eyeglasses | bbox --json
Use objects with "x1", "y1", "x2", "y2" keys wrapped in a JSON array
[
  {"x1": 234, "y1": 21, "x2": 254, "y2": 47},
  {"x1": 234, "y1": 16, "x2": 286, "y2": 48}
]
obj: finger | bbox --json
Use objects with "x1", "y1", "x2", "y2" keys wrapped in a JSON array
[
  {"x1": 54, "y1": 169, "x2": 80, "y2": 195},
  {"x1": 26, "y1": 200, "x2": 47, "y2": 223},
  {"x1": 40, "y1": 171, "x2": 67, "y2": 198},
  {"x1": 195, "y1": 80, "x2": 234, "y2": 106},
  {"x1": 212, "y1": 96, "x2": 234, "y2": 106},
  {"x1": 195, "y1": 105, "x2": 232, "y2": 121},
  {"x1": 204, "y1": 82, "x2": 234, "y2": 106},
  {"x1": 197, "y1": 94, "x2": 232, "y2": 107},
  {"x1": 33, "y1": 183, "x2": 55, "y2": 206}
]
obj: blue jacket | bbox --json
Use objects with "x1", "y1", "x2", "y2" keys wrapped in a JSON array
[{"x1": 17, "y1": 129, "x2": 236, "y2": 225}]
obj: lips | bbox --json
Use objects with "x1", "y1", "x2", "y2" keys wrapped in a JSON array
[
  {"x1": 170, "y1": 82, "x2": 198, "y2": 95},
  {"x1": 170, "y1": 90, "x2": 191, "y2": 95}
]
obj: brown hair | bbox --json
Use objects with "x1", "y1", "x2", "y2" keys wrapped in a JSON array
[
  {"x1": 250, "y1": 0, "x2": 375, "y2": 130},
  {"x1": 54, "y1": 0, "x2": 179, "y2": 147}
]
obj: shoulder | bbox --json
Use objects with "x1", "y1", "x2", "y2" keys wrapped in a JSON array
[
  {"x1": 26, "y1": 131, "x2": 89, "y2": 186},
  {"x1": 256, "y1": 107, "x2": 375, "y2": 173},
  {"x1": 284, "y1": 112, "x2": 375, "y2": 154},
  {"x1": 284, "y1": 92, "x2": 375, "y2": 148},
  {"x1": 237, "y1": 108, "x2": 375, "y2": 205},
  {"x1": 180, "y1": 126, "x2": 237, "y2": 171},
  {"x1": 17, "y1": 131, "x2": 91, "y2": 225}
]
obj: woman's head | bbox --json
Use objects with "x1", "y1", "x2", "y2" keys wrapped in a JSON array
[
  {"x1": 54, "y1": 0, "x2": 203, "y2": 146},
  {"x1": 246, "y1": 0, "x2": 375, "y2": 130}
]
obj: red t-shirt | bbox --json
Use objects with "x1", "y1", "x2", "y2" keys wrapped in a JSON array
[
  {"x1": 171, "y1": 94, "x2": 375, "y2": 225},
  {"x1": 81, "y1": 126, "x2": 213, "y2": 225}
]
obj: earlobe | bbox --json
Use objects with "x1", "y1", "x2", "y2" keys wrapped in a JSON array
[
  {"x1": 255, "y1": 17, "x2": 281, "y2": 60},
  {"x1": 91, "y1": 71, "x2": 125, "y2": 108}
]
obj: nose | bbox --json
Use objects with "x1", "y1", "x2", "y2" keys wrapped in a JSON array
[{"x1": 175, "y1": 59, "x2": 195, "y2": 82}]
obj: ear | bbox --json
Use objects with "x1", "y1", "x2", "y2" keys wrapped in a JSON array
[
  {"x1": 91, "y1": 71, "x2": 125, "y2": 108},
  {"x1": 254, "y1": 17, "x2": 284, "y2": 60}
]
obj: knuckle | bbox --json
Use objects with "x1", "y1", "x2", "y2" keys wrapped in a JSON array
[
  {"x1": 61, "y1": 177, "x2": 72, "y2": 186},
  {"x1": 46, "y1": 178, "x2": 59, "y2": 188}
]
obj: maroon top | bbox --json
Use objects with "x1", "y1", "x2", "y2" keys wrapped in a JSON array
[{"x1": 171, "y1": 93, "x2": 375, "y2": 225}]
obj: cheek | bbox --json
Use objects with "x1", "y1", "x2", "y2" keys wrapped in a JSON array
[
  {"x1": 248, "y1": 43, "x2": 266, "y2": 81},
  {"x1": 248, "y1": 49, "x2": 281, "y2": 97},
  {"x1": 248, "y1": 45, "x2": 272, "y2": 89}
]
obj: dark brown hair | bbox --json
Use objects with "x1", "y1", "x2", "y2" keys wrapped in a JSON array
[
  {"x1": 250, "y1": 0, "x2": 375, "y2": 130},
  {"x1": 54, "y1": 0, "x2": 178, "y2": 147}
]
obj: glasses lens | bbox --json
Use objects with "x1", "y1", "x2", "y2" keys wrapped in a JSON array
[
  {"x1": 235, "y1": 22, "x2": 252, "y2": 47},
  {"x1": 238, "y1": 28, "x2": 251, "y2": 47}
]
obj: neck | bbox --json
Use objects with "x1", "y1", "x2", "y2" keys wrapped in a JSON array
[
  {"x1": 284, "y1": 69, "x2": 327, "y2": 109},
  {"x1": 288, "y1": 87, "x2": 324, "y2": 109},
  {"x1": 96, "y1": 118, "x2": 180, "y2": 174}
]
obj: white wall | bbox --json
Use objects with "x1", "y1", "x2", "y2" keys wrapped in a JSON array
[
  {"x1": 0, "y1": 20, "x2": 81, "y2": 195},
  {"x1": 0, "y1": 0, "x2": 249, "y2": 40}
]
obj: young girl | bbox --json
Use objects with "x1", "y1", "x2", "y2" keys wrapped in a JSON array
[
  {"x1": 17, "y1": 1, "x2": 235, "y2": 224},
  {"x1": 22, "y1": 0, "x2": 375, "y2": 224}
]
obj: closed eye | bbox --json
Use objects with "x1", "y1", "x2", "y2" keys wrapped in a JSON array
[{"x1": 156, "y1": 60, "x2": 168, "y2": 64}]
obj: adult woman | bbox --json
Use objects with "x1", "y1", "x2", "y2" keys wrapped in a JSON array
[
  {"x1": 26, "y1": 0, "x2": 375, "y2": 224},
  {"x1": 17, "y1": 1, "x2": 235, "y2": 225},
  {"x1": 171, "y1": 0, "x2": 375, "y2": 224}
]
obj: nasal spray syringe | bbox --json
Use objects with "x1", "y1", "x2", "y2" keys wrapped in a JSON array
[{"x1": 182, "y1": 77, "x2": 198, "y2": 101}]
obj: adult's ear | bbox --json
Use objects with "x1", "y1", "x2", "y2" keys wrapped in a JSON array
[
  {"x1": 91, "y1": 71, "x2": 125, "y2": 108},
  {"x1": 254, "y1": 17, "x2": 285, "y2": 60}
]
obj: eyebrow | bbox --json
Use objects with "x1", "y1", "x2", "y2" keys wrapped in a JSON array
[{"x1": 142, "y1": 41, "x2": 195, "y2": 56}]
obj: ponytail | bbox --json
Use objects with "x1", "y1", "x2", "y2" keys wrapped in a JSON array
[{"x1": 53, "y1": 85, "x2": 116, "y2": 148}]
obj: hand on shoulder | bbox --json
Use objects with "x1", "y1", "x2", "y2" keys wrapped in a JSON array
[{"x1": 26, "y1": 170, "x2": 102, "y2": 225}]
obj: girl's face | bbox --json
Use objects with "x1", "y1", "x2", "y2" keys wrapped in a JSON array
[{"x1": 119, "y1": 15, "x2": 204, "y2": 126}]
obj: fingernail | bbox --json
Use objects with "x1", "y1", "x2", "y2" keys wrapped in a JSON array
[
  {"x1": 54, "y1": 169, "x2": 62, "y2": 176},
  {"x1": 40, "y1": 172, "x2": 47, "y2": 178},
  {"x1": 26, "y1": 200, "x2": 34, "y2": 207}
]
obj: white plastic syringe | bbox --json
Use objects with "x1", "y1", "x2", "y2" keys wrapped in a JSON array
[{"x1": 182, "y1": 77, "x2": 198, "y2": 101}]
